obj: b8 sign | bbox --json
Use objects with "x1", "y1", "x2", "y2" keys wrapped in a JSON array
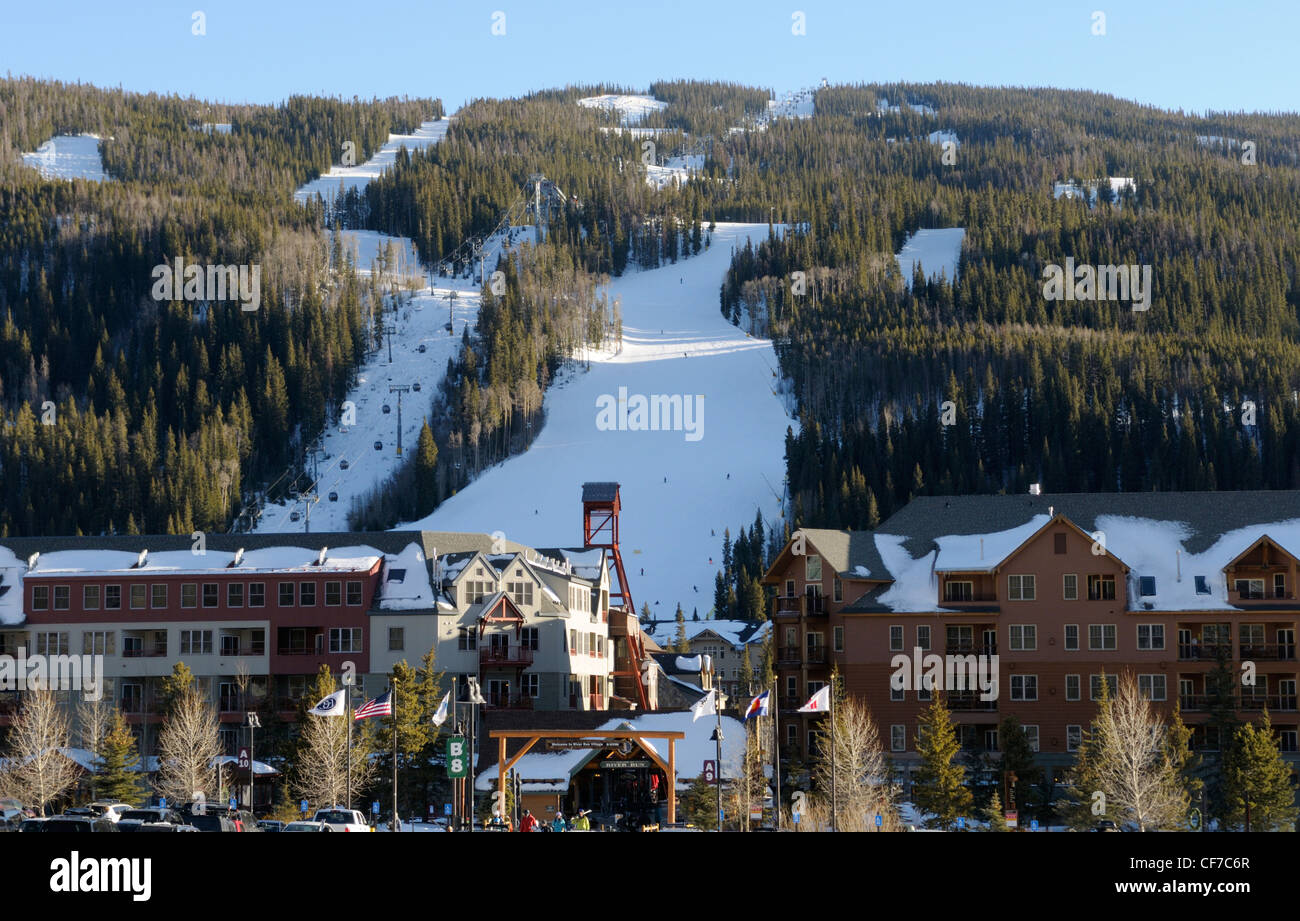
[{"x1": 446, "y1": 736, "x2": 467, "y2": 778}]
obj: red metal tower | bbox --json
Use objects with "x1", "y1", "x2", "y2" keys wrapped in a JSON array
[{"x1": 582, "y1": 482, "x2": 649, "y2": 709}]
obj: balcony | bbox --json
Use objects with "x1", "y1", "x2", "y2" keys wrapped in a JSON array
[
  {"x1": 1177, "y1": 644, "x2": 1232, "y2": 661},
  {"x1": 805, "y1": 646, "x2": 828, "y2": 665},
  {"x1": 1180, "y1": 693, "x2": 1297, "y2": 712},
  {"x1": 122, "y1": 643, "x2": 168, "y2": 658},
  {"x1": 947, "y1": 693, "x2": 998, "y2": 712},
  {"x1": 486, "y1": 693, "x2": 534, "y2": 710},
  {"x1": 774, "y1": 596, "x2": 827, "y2": 618},
  {"x1": 220, "y1": 644, "x2": 266, "y2": 657},
  {"x1": 941, "y1": 591, "x2": 998, "y2": 604},
  {"x1": 946, "y1": 643, "x2": 998, "y2": 657},
  {"x1": 1239, "y1": 644, "x2": 1297, "y2": 661},
  {"x1": 479, "y1": 646, "x2": 534, "y2": 667},
  {"x1": 777, "y1": 646, "x2": 802, "y2": 666}
]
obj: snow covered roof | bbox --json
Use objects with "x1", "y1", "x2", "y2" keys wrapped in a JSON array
[
  {"x1": 23, "y1": 545, "x2": 383, "y2": 577},
  {"x1": 644, "y1": 619, "x2": 770, "y2": 648},
  {"x1": 375, "y1": 543, "x2": 438, "y2": 610}
]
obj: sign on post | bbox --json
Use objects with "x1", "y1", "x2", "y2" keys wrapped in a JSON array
[
  {"x1": 956, "y1": 816, "x2": 965, "y2": 829},
  {"x1": 702, "y1": 760, "x2": 717, "y2": 783},
  {"x1": 237, "y1": 747, "x2": 251, "y2": 770},
  {"x1": 444, "y1": 803, "x2": 453, "y2": 816},
  {"x1": 300, "y1": 799, "x2": 308, "y2": 815},
  {"x1": 447, "y1": 736, "x2": 467, "y2": 778},
  {"x1": 1005, "y1": 811, "x2": 1018, "y2": 829},
  {"x1": 875, "y1": 814, "x2": 882, "y2": 828},
  {"x1": 372, "y1": 801, "x2": 380, "y2": 816}
]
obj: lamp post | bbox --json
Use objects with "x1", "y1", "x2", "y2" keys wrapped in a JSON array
[
  {"x1": 711, "y1": 710, "x2": 724, "y2": 832},
  {"x1": 244, "y1": 712, "x2": 261, "y2": 811}
]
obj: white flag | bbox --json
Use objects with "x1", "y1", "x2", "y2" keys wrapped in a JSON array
[
  {"x1": 691, "y1": 688, "x2": 717, "y2": 722},
  {"x1": 309, "y1": 690, "x2": 346, "y2": 717},
  {"x1": 431, "y1": 691, "x2": 451, "y2": 727},
  {"x1": 797, "y1": 685, "x2": 831, "y2": 713}
]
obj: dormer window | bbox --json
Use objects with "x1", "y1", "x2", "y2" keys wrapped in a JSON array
[
  {"x1": 944, "y1": 580, "x2": 973, "y2": 602},
  {"x1": 1138, "y1": 576, "x2": 1156, "y2": 597},
  {"x1": 1194, "y1": 576, "x2": 1210, "y2": 595},
  {"x1": 1235, "y1": 579, "x2": 1264, "y2": 600}
]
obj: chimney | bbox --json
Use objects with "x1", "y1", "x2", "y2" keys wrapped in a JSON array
[{"x1": 1029, "y1": 483, "x2": 1042, "y2": 496}]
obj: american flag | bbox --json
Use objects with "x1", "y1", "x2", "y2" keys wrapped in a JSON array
[{"x1": 353, "y1": 690, "x2": 393, "y2": 720}]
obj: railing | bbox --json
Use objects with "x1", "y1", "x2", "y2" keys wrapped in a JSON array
[
  {"x1": 805, "y1": 646, "x2": 828, "y2": 665},
  {"x1": 941, "y1": 592, "x2": 999, "y2": 604},
  {"x1": 486, "y1": 694, "x2": 534, "y2": 710},
  {"x1": 780, "y1": 697, "x2": 802, "y2": 711},
  {"x1": 947, "y1": 694, "x2": 998, "y2": 712},
  {"x1": 220, "y1": 644, "x2": 265, "y2": 657},
  {"x1": 479, "y1": 646, "x2": 534, "y2": 666},
  {"x1": 1180, "y1": 693, "x2": 1297, "y2": 711},
  {"x1": 1177, "y1": 644, "x2": 1232, "y2": 661},
  {"x1": 1239, "y1": 644, "x2": 1297, "y2": 661},
  {"x1": 774, "y1": 596, "x2": 827, "y2": 617},
  {"x1": 946, "y1": 643, "x2": 998, "y2": 657},
  {"x1": 277, "y1": 646, "x2": 322, "y2": 656},
  {"x1": 777, "y1": 646, "x2": 803, "y2": 666},
  {"x1": 119, "y1": 695, "x2": 159, "y2": 714},
  {"x1": 589, "y1": 693, "x2": 604, "y2": 710},
  {"x1": 122, "y1": 644, "x2": 168, "y2": 658}
]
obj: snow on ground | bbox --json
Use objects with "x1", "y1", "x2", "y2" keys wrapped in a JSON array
[
  {"x1": 1053, "y1": 177, "x2": 1136, "y2": 206},
  {"x1": 878, "y1": 98, "x2": 936, "y2": 116},
  {"x1": 927, "y1": 130, "x2": 959, "y2": 147},
  {"x1": 763, "y1": 88, "x2": 816, "y2": 122},
  {"x1": 645, "y1": 153, "x2": 705, "y2": 190},
  {"x1": 197, "y1": 123, "x2": 232, "y2": 134},
  {"x1": 577, "y1": 94, "x2": 667, "y2": 125},
  {"x1": 407, "y1": 223, "x2": 795, "y2": 616},
  {"x1": 895, "y1": 227, "x2": 965, "y2": 287},
  {"x1": 21, "y1": 134, "x2": 110, "y2": 182},
  {"x1": 294, "y1": 118, "x2": 452, "y2": 206}
]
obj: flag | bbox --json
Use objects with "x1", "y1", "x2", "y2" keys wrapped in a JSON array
[
  {"x1": 354, "y1": 690, "x2": 393, "y2": 720},
  {"x1": 691, "y1": 688, "x2": 717, "y2": 722},
  {"x1": 743, "y1": 690, "x2": 770, "y2": 721},
  {"x1": 431, "y1": 691, "x2": 451, "y2": 727},
  {"x1": 797, "y1": 685, "x2": 831, "y2": 713},
  {"x1": 308, "y1": 690, "x2": 346, "y2": 717}
]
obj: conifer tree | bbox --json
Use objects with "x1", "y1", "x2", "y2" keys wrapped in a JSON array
[
  {"x1": 912, "y1": 695, "x2": 972, "y2": 828},
  {"x1": 1221, "y1": 712, "x2": 1297, "y2": 831},
  {"x1": 983, "y1": 790, "x2": 1009, "y2": 831},
  {"x1": 97, "y1": 709, "x2": 145, "y2": 805}
]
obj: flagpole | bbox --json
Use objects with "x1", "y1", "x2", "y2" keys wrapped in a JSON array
[
  {"x1": 345, "y1": 681, "x2": 353, "y2": 811},
  {"x1": 773, "y1": 691, "x2": 782, "y2": 831},
  {"x1": 830, "y1": 688, "x2": 837, "y2": 833},
  {"x1": 391, "y1": 680, "x2": 398, "y2": 831},
  {"x1": 714, "y1": 690, "x2": 723, "y2": 832}
]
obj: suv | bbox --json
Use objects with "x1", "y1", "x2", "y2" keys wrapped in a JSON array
[
  {"x1": 183, "y1": 812, "x2": 240, "y2": 833},
  {"x1": 85, "y1": 801, "x2": 136, "y2": 823},
  {"x1": 42, "y1": 816, "x2": 120, "y2": 832},
  {"x1": 118, "y1": 808, "x2": 184, "y2": 832},
  {"x1": 311, "y1": 807, "x2": 372, "y2": 832}
]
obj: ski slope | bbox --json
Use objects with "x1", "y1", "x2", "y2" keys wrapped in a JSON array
[
  {"x1": 407, "y1": 223, "x2": 795, "y2": 616},
  {"x1": 295, "y1": 118, "x2": 452, "y2": 206},
  {"x1": 577, "y1": 94, "x2": 667, "y2": 125},
  {"x1": 896, "y1": 228, "x2": 966, "y2": 287},
  {"x1": 21, "y1": 134, "x2": 110, "y2": 181}
]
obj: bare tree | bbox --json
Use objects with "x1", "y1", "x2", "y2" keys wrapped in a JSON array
[
  {"x1": 1091, "y1": 672, "x2": 1188, "y2": 831},
  {"x1": 292, "y1": 712, "x2": 376, "y2": 810},
  {"x1": 1, "y1": 686, "x2": 80, "y2": 815},
  {"x1": 810, "y1": 688, "x2": 898, "y2": 832},
  {"x1": 76, "y1": 695, "x2": 115, "y2": 799},
  {"x1": 155, "y1": 684, "x2": 222, "y2": 807}
]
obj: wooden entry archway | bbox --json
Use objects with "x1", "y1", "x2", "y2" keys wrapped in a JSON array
[{"x1": 490, "y1": 729, "x2": 686, "y2": 824}]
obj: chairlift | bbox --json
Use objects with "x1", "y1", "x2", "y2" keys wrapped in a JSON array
[{"x1": 329, "y1": 492, "x2": 339, "y2": 502}]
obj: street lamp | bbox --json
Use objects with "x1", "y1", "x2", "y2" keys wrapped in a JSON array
[
  {"x1": 710, "y1": 723, "x2": 724, "y2": 832},
  {"x1": 244, "y1": 712, "x2": 261, "y2": 811}
]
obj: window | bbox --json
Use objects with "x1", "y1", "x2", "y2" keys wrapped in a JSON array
[
  {"x1": 890, "y1": 683, "x2": 905, "y2": 702},
  {"x1": 805, "y1": 555, "x2": 821, "y2": 582},
  {"x1": 916, "y1": 625, "x2": 930, "y2": 651},
  {"x1": 833, "y1": 625, "x2": 844, "y2": 652},
  {"x1": 1087, "y1": 574, "x2": 1116, "y2": 600},
  {"x1": 918, "y1": 677, "x2": 932, "y2": 701},
  {"x1": 507, "y1": 581, "x2": 534, "y2": 606},
  {"x1": 833, "y1": 578, "x2": 842, "y2": 602},
  {"x1": 388, "y1": 627, "x2": 405, "y2": 651},
  {"x1": 891, "y1": 725, "x2": 906, "y2": 752},
  {"x1": 1007, "y1": 574, "x2": 1035, "y2": 601},
  {"x1": 1138, "y1": 576, "x2": 1156, "y2": 597},
  {"x1": 1066, "y1": 725, "x2": 1082, "y2": 752},
  {"x1": 227, "y1": 583, "x2": 243, "y2": 608},
  {"x1": 889, "y1": 625, "x2": 903, "y2": 652},
  {"x1": 150, "y1": 584, "x2": 167, "y2": 609},
  {"x1": 31, "y1": 585, "x2": 49, "y2": 610},
  {"x1": 278, "y1": 582, "x2": 294, "y2": 606},
  {"x1": 1088, "y1": 624, "x2": 1117, "y2": 650},
  {"x1": 1010, "y1": 675, "x2": 1038, "y2": 701},
  {"x1": 1065, "y1": 674, "x2": 1081, "y2": 701},
  {"x1": 1274, "y1": 573, "x2": 1287, "y2": 598},
  {"x1": 1240, "y1": 623, "x2": 1265, "y2": 647},
  {"x1": 36, "y1": 632, "x2": 69, "y2": 655},
  {"x1": 524, "y1": 674, "x2": 540, "y2": 697},
  {"x1": 457, "y1": 628, "x2": 477, "y2": 651},
  {"x1": 52, "y1": 585, "x2": 70, "y2": 611},
  {"x1": 202, "y1": 583, "x2": 218, "y2": 607},
  {"x1": 120, "y1": 683, "x2": 143, "y2": 713},
  {"x1": 1063, "y1": 574, "x2": 1078, "y2": 600},
  {"x1": 1194, "y1": 575, "x2": 1210, "y2": 595},
  {"x1": 1280, "y1": 730, "x2": 1298, "y2": 753},
  {"x1": 299, "y1": 583, "x2": 316, "y2": 606},
  {"x1": 1009, "y1": 624, "x2": 1037, "y2": 651},
  {"x1": 784, "y1": 579, "x2": 795, "y2": 598},
  {"x1": 130, "y1": 584, "x2": 147, "y2": 609},
  {"x1": 1064, "y1": 624, "x2": 1079, "y2": 651},
  {"x1": 1090, "y1": 674, "x2": 1118, "y2": 700},
  {"x1": 1235, "y1": 578, "x2": 1264, "y2": 600},
  {"x1": 181, "y1": 583, "x2": 197, "y2": 608},
  {"x1": 83, "y1": 585, "x2": 100, "y2": 610},
  {"x1": 83, "y1": 631, "x2": 114, "y2": 656},
  {"x1": 943, "y1": 580, "x2": 973, "y2": 602},
  {"x1": 329, "y1": 628, "x2": 362, "y2": 653},
  {"x1": 1137, "y1": 623, "x2": 1165, "y2": 650},
  {"x1": 346, "y1": 581, "x2": 363, "y2": 606},
  {"x1": 180, "y1": 630, "x2": 213, "y2": 655},
  {"x1": 785, "y1": 676, "x2": 797, "y2": 700},
  {"x1": 248, "y1": 583, "x2": 265, "y2": 607},
  {"x1": 323, "y1": 581, "x2": 341, "y2": 606},
  {"x1": 1138, "y1": 674, "x2": 1167, "y2": 701},
  {"x1": 1023, "y1": 725, "x2": 1040, "y2": 753},
  {"x1": 521, "y1": 627, "x2": 539, "y2": 650},
  {"x1": 1054, "y1": 533, "x2": 1067, "y2": 554},
  {"x1": 105, "y1": 585, "x2": 121, "y2": 610},
  {"x1": 464, "y1": 581, "x2": 492, "y2": 605},
  {"x1": 985, "y1": 729, "x2": 1000, "y2": 752}
]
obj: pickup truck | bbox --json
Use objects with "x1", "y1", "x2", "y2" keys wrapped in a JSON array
[{"x1": 311, "y1": 808, "x2": 373, "y2": 832}]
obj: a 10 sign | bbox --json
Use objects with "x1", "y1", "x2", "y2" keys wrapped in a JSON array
[{"x1": 446, "y1": 736, "x2": 467, "y2": 778}]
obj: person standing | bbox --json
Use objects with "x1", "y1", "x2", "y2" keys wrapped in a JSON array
[
  {"x1": 573, "y1": 809, "x2": 591, "y2": 831},
  {"x1": 519, "y1": 809, "x2": 538, "y2": 832},
  {"x1": 551, "y1": 812, "x2": 567, "y2": 833}
]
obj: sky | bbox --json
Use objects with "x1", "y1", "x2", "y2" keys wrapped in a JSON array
[{"x1": 1, "y1": 0, "x2": 1295, "y2": 115}]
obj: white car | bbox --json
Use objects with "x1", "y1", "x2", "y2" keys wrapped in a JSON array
[
  {"x1": 310, "y1": 807, "x2": 372, "y2": 832},
  {"x1": 85, "y1": 802, "x2": 135, "y2": 823},
  {"x1": 283, "y1": 821, "x2": 334, "y2": 832}
]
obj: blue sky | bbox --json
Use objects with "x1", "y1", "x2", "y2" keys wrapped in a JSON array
[{"x1": 2, "y1": 0, "x2": 1294, "y2": 114}]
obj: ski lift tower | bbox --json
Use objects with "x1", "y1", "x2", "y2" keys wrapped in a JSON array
[{"x1": 582, "y1": 482, "x2": 650, "y2": 709}]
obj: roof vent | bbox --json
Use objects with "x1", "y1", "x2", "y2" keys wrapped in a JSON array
[
  {"x1": 26, "y1": 552, "x2": 39, "y2": 571},
  {"x1": 316, "y1": 547, "x2": 328, "y2": 567},
  {"x1": 229, "y1": 548, "x2": 245, "y2": 568},
  {"x1": 133, "y1": 549, "x2": 148, "y2": 569},
  {"x1": 1029, "y1": 483, "x2": 1042, "y2": 496}
]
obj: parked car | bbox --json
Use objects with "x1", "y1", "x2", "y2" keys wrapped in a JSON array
[
  {"x1": 283, "y1": 821, "x2": 333, "y2": 832},
  {"x1": 311, "y1": 807, "x2": 372, "y2": 833},
  {"x1": 413, "y1": 381, "x2": 422, "y2": 391},
  {"x1": 118, "y1": 808, "x2": 184, "y2": 831},
  {"x1": 183, "y1": 813, "x2": 240, "y2": 833},
  {"x1": 17, "y1": 818, "x2": 48, "y2": 832},
  {"x1": 85, "y1": 801, "x2": 136, "y2": 823},
  {"x1": 258, "y1": 820, "x2": 285, "y2": 833},
  {"x1": 418, "y1": 343, "x2": 427, "y2": 353},
  {"x1": 136, "y1": 822, "x2": 199, "y2": 833},
  {"x1": 42, "y1": 816, "x2": 120, "y2": 832}
]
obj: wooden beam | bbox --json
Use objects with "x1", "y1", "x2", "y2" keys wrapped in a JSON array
[
  {"x1": 488, "y1": 729, "x2": 685, "y2": 740},
  {"x1": 502, "y1": 736, "x2": 540, "y2": 772},
  {"x1": 667, "y1": 738, "x2": 676, "y2": 824}
]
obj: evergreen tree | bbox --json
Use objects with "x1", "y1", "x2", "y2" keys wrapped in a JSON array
[
  {"x1": 983, "y1": 790, "x2": 1009, "y2": 831},
  {"x1": 997, "y1": 715, "x2": 1041, "y2": 817},
  {"x1": 1221, "y1": 712, "x2": 1297, "y2": 831},
  {"x1": 414, "y1": 421, "x2": 439, "y2": 515},
  {"x1": 674, "y1": 606, "x2": 689, "y2": 653},
  {"x1": 912, "y1": 695, "x2": 973, "y2": 828},
  {"x1": 96, "y1": 709, "x2": 145, "y2": 805}
]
